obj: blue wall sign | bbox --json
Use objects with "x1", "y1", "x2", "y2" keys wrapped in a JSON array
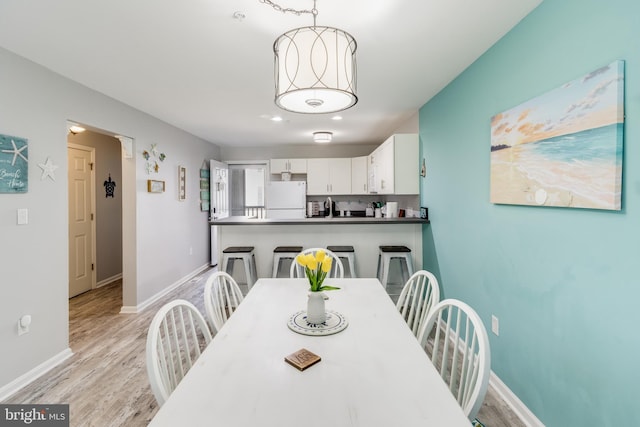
[{"x1": 0, "y1": 133, "x2": 28, "y2": 193}]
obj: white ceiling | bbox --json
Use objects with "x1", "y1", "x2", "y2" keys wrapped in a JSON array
[{"x1": 0, "y1": 0, "x2": 541, "y2": 148}]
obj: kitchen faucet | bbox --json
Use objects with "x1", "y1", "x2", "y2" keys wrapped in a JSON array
[{"x1": 326, "y1": 196, "x2": 333, "y2": 219}]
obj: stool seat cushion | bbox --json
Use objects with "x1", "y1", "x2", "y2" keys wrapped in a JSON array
[
  {"x1": 379, "y1": 245, "x2": 411, "y2": 253},
  {"x1": 274, "y1": 246, "x2": 303, "y2": 253},
  {"x1": 223, "y1": 246, "x2": 255, "y2": 253},
  {"x1": 327, "y1": 245, "x2": 355, "y2": 252}
]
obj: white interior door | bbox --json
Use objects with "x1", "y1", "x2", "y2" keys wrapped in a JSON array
[{"x1": 68, "y1": 145, "x2": 96, "y2": 298}]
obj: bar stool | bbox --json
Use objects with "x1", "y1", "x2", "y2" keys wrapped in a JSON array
[
  {"x1": 272, "y1": 246, "x2": 303, "y2": 278},
  {"x1": 326, "y1": 245, "x2": 357, "y2": 278},
  {"x1": 376, "y1": 245, "x2": 414, "y2": 290},
  {"x1": 222, "y1": 246, "x2": 258, "y2": 290}
]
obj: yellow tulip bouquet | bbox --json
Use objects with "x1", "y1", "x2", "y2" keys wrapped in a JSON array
[{"x1": 295, "y1": 249, "x2": 341, "y2": 292}]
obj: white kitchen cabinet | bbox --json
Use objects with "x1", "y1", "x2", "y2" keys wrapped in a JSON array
[
  {"x1": 351, "y1": 156, "x2": 368, "y2": 194},
  {"x1": 270, "y1": 158, "x2": 307, "y2": 174},
  {"x1": 306, "y1": 158, "x2": 351, "y2": 195},
  {"x1": 369, "y1": 134, "x2": 419, "y2": 195}
]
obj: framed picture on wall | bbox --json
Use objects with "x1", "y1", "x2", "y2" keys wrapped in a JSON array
[
  {"x1": 178, "y1": 165, "x2": 186, "y2": 201},
  {"x1": 147, "y1": 179, "x2": 165, "y2": 193}
]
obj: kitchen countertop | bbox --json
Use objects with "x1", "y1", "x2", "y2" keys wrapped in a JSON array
[{"x1": 210, "y1": 216, "x2": 429, "y2": 225}]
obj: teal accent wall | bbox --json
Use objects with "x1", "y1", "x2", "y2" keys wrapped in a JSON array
[{"x1": 420, "y1": 0, "x2": 640, "y2": 425}]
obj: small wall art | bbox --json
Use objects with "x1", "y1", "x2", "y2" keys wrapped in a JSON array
[
  {"x1": 104, "y1": 174, "x2": 116, "y2": 198},
  {"x1": 147, "y1": 179, "x2": 165, "y2": 193},
  {"x1": 178, "y1": 165, "x2": 186, "y2": 201},
  {"x1": 0, "y1": 133, "x2": 28, "y2": 193},
  {"x1": 143, "y1": 143, "x2": 166, "y2": 174},
  {"x1": 38, "y1": 157, "x2": 59, "y2": 181},
  {"x1": 490, "y1": 60, "x2": 624, "y2": 210},
  {"x1": 200, "y1": 162, "x2": 210, "y2": 211}
]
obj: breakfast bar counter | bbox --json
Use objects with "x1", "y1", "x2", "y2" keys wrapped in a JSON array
[
  {"x1": 210, "y1": 216, "x2": 429, "y2": 225},
  {"x1": 211, "y1": 216, "x2": 428, "y2": 279}
]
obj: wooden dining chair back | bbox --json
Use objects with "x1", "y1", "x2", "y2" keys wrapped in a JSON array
[
  {"x1": 417, "y1": 299, "x2": 491, "y2": 420},
  {"x1": 146, "y1": 299, "x2": 212, "y2": 406},
  {"x1": 396, "y1": 270, "x2": 441, "y2": 338},
  {"x1": 289, "y1": 247, "x2": 344, "y2": 279},
  {"x1": 204, "y1": 271, "x2": 244, "y2": 333}
]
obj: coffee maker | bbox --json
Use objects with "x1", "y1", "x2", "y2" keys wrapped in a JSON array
[{"x1": 324, "y1": 198, "x2": 336, "y2": 217}]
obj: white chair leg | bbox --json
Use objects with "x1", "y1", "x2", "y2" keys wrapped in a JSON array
[
  {"x1": 272, "y1": 255, "x2": 280, "y2": 278},
  {"x1": 381, "y1": 254, "x2": 391, "y2": 290}
]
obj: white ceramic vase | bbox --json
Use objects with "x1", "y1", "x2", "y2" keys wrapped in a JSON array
[{"x1": 306, "y1": 292, "x2": 327, "y2": 324}]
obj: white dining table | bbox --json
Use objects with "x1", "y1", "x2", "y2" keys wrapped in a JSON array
[{"x1": 148, "y1": 278, "x2": 471, "y2": 426}]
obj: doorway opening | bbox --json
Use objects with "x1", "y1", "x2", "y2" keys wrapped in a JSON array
[
  {"x1": 67, "y1": 124, "x2": 126, "y2": 347},
  {"x1": 228, "y1": 162, "x2": 267, "y2": 218}
]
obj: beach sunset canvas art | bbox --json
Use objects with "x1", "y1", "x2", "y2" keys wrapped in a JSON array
[{"x1": 490, "y1": 61, "x2": 624, "y2": 210}]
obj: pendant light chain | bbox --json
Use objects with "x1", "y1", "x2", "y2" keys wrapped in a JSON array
[{"x1": 259, "y1": 0, "x2": 318, "y2": 25}]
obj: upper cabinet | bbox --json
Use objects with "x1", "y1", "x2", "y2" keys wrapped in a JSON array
[
  {"x1": 307, "y1": 158, "x2": 352, "y2": 195},
  {"x1": 368, "y1": 134, "x2": 419, "y2": 195},
  {"x1": 270, "y1": 158, "x2": 307, "y2": 174},
  {"x1": 351, "y1": 156, "x2": 368, "y2": 195}
]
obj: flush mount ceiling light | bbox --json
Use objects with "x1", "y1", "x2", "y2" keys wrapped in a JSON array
[
  {"x1": 261, "y1": 0, "x2": 357, "y2": 114},
  {"x1": 68, "y1": 123, "x2": 86, "y2": 134},
  {"x1": 313, "y1": 131, "x2": 333, "y2": 143}
]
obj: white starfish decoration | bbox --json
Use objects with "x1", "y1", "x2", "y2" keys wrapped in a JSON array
[
  {"x1": 38, "y1": 157, "x2": 59, "y2": 181},
  {"x1": 1, "y1": 139, "x2": 28, "y2": 166}
]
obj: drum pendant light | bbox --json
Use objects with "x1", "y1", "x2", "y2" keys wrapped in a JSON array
[{"x1": 264, "y1": 0, "x2": 357, "y2": 114}]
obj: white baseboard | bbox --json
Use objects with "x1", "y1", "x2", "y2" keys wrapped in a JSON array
[
  {"x1": 119, "y1": 263, "x2": 210, "y2": 314},
  {"x1": 432, "y1": 318, "x2": 543, "y2": 426},
  {"x1": 0, "y1": 348, "x2": 73, "y2": 402},
  {"x1": 489, "y1": 371, "x2": 545, "y2": 427},
  {"x1": 96, "y1": 273, "x2": 123, "y2": 288}
]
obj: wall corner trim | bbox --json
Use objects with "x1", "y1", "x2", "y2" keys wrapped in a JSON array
[
  {"x1": 489, "y1": 371, "x2": 545, "y2": 427},
  {"x1": 0, "y1": 348, "x2": 73, "y2": 401}
]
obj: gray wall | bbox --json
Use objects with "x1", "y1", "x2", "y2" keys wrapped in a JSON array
[
  {"x1": 219, "y1": 111, "x2": 418, "y2": 161},
  {"x1": 0, "y1": 46, "x2": 220, "y2": 392},
  {"x1": 220, "y1": 143, "x2": 379, "y2": 162}
]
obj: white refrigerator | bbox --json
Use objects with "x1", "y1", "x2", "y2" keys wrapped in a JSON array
[{"x1": 266, "y1": 181, "x2": 307, "y2": 219}]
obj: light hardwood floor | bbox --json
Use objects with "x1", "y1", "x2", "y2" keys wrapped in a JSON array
[{"x1": 5, "y1": 268, "x2": 525, "y2": 426}]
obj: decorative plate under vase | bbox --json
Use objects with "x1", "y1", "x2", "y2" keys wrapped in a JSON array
[{"x1": 287, "y1": 310, "x2": 348, "y2": 336}]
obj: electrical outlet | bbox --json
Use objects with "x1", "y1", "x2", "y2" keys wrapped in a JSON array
[{"x1": 491, "y1": 315, "x2": 499, "y2": 336}]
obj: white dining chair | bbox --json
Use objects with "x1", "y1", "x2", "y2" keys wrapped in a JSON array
[
  {"x1": 204, "y1": 271, "x2": 244, "y2": 333},
  {"x1": 289, "y1": 247, "x2": 344, "y2": 279},
  {"x1": 146, "y1": 299, "x2": 212, "y2": 406},
  {"x1": 396, "y1": 270, "x2": 440, "y2": 338},
  {"x1": 417, "y1": 299, "x2": 491, "y2": 420}
]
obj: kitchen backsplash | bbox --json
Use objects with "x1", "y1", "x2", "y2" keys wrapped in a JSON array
[{"x1": 306, "y1": 194, "x2": 420, "y2": 217}]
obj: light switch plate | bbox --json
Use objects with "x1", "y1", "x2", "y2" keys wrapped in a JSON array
[{"x1": 17, "y1": 208, "x2": 28, "y2": 225}]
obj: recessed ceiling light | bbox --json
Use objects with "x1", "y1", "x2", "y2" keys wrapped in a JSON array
[
  {"x1": 332, "y1": 115, "x2": 343, "y2": 120},
  {"x1": 271, "y1": 116, "x2": 283, "y2": 122}
]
